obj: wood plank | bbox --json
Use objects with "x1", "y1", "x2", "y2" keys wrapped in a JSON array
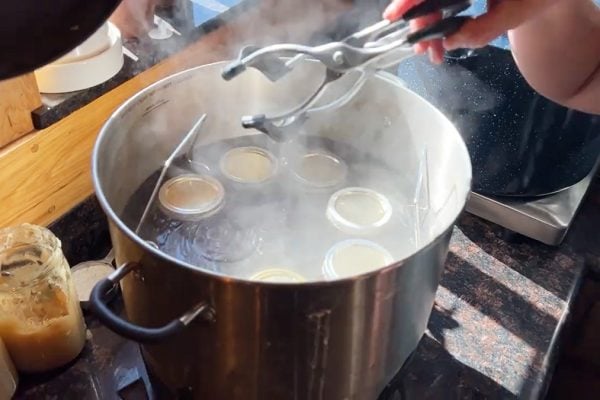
[
  {"x1": 0, "y1": 33, "x2": 228, "y2": 228},
  {"x1": 0, "y1": 0, "x2": 349, "y2": 228},
  {"x1": 0, "y1": 73, "x2": 41, "y2": 148}
]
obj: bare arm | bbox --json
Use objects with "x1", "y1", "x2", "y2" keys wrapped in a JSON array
[
  {"x1": 509, "y1": 0, "x2": 600, "y2": 114},
  {"x1": 384, "y1": 0, "x2": 600, "y2": 114}
]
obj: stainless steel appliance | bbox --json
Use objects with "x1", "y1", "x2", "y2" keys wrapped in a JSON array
[
  {"x1": 90, "y1": 60, "x2": 471, "y2": 399},
  {"x1": 466, "y1": 160, "x2": 599, "y2": 246}
]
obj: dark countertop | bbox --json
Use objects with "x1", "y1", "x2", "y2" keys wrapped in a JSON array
[{"x1": 13, "y1": 178, "x2": 598, "y2": 400}]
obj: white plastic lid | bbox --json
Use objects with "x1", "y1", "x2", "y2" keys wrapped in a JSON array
[
  {"x1": 327, "y1": 187, "x2": 393, "y2": 234},
  {"x1": 35, "y1": 23, "x2": 123, "y2": 93},
  {"x1": 220, "y1": 146, "x2": 277, "y2": 184},
  {"x1": 158, "y1": 174, "x2": 225, "y2": 221},
  {"x1": 292, "y1": 151, "x2": 347, "y2": 189},
  {"x1": 323, "y1": 239, "x2": 394, "y2": 279}
]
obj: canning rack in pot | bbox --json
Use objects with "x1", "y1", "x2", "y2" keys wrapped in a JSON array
[
  {"x1": 131, "y1": 111, "x2": 454, "y2": 282},
  {"x1": 136, "y1": 114, "x2": 208, "y2": 234}
]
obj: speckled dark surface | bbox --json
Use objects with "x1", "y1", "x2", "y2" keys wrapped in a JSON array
[
  {"x1": 396, "y1": 49, "x2": 600, "y2": 197},
  {"x1": 13, "y1": 178, "x2": 598, "y2": 400},
  {"x1": 48, "y1": 196, "x2": 112, "y2": 266}
]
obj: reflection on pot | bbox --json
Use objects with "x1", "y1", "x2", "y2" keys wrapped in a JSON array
[{"x1": 250, "y1": 268, "x2": 306, "y2": 283}]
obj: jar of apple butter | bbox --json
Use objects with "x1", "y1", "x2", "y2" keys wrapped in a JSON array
[{"x1": 0, "y1": 224, "x2": 86, "y2": 373}]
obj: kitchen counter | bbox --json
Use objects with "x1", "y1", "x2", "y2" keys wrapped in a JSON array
[
  {"x1": 0, "y1": 0, "x2": 351, "y2": 230},
  {"x1": 13, "y1": 177, "x2": 598, "y2": 399},
  {"x1": 7, "y1": 1, "x2": 599, "y2": 398}
]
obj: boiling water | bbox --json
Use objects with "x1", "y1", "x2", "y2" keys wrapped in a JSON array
[
  {"x1": 123, "y1": 135, "x2": 420, "y2": 281},
  {"x1": 220, "y1": 147, "x2": 276, "y2": 183}
]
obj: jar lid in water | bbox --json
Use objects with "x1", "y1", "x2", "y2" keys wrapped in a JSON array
[
  {"x1": 292, "y1": 151, "x2": 347, "y2": 189},
  {"x1": 158, "y1": 174, "x2": 225, "y2": 221},
  {"x1": 193, "y1": 219, "x2": 257, "y2": 263},
  {"x1": 323, "y1": 239, "x2": 394, "y2": 279},
  {"x1": 220, "y1": 146, "x2": 277, "y2": 184},
  {"x1": 250, "y1": 268, "x2": 306, "y2": 283},
  {"x1": 327, "y1": 187, "x2": 392, "y2": 234}
]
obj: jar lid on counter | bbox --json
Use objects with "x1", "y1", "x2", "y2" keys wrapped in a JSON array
[
  {"x1": 71, "y1": 260, "x2": 116, "y2": 309},
  {"x1": 250, "y1": 268, "x2": 306, "y2": 283},
  {"x1": 327, "y1": 187, "x2": 392, "y2": 234},
  {"x1": 323, "y1": 239, "x2": 394, "y2": 279},
  {"x1": 220, "y1": 146, "x2": 277, "y2": 184},
  {"x1": 158, "y1": 174, "x2": 225, "y2": 221}
]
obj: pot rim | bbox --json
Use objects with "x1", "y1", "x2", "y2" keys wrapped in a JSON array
[{"x1": 92, "y1": 62, "x2": 472, "y2": 286}]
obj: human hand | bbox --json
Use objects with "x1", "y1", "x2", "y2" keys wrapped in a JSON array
[
  {"x1": 110, "y1": 0, "x2": 159, "y2": 39},
  {"x1": 383, "y1": 0, "x2": 559, "y2": 63}
]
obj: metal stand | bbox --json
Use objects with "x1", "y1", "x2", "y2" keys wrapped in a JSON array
[{"x1": 466, "y1": 159, "x2": 600, "y2": 246}]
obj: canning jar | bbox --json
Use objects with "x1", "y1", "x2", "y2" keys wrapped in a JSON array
[{"x1": 0, "y1": 224, "x2": 86, "y2": 373}]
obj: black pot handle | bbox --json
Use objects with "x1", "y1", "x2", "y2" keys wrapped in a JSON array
[{"x1": 89, "y1": 262, "x2": 215, "y2": 343}]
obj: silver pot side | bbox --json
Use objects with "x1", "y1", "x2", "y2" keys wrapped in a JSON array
[
  {"x1": 92, "y1": 61, "x2": 471, "y2": 399},
  {"x1": 110, "y1": 222, "x2": 453, "y2": 399}
]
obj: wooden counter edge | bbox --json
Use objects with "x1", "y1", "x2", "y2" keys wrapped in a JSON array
[
  {"x1": 0, "y1": 27, "x2": 233, "y2": 228},
  {"x1": 0, "y1": 0, "x2": 350, "y2": 228}
]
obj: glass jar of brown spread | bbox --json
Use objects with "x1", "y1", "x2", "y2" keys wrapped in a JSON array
[
  {"x1": 0, "y1": 337, "x2": 18, "y2": 398},
  {"x1": 0, "y1": 224, "x2": 86, "y2": 373}
]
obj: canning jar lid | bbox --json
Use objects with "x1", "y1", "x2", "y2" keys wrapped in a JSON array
[
  {"x1": 250, "y1": 268, "x2": 306, "y2": 283},
  {"x1": 327, "y1": 187, "x2": 393, "y2": 234},
  {"x1": 71, "y1": 260, "x2": 116, "y2": 308},
  {"x1": 192, "y1": 220, "x2": 258, "y2": 263},
  {"x1": 220, "y1": 146, "x2": 277, "y2": 184},
  {"x1": 323, "y1": 239, "x2": 394, "y2": 279},
  {"x1": 158, "y1": 174, "x2": 225, "y2": 221},
  {"x1": 292, "y1": 151, "x2": 347, "y2": 189}
]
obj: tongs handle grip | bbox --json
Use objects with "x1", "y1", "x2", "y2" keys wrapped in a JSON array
[
  {"x1": 406, "y1": 16, "x2": 469, "y2": 44},
  {"x1": 403, "y1": 0, "x2": 472, "y2": 20}
]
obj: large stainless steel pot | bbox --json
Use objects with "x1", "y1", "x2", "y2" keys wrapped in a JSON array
[{"x1": 90, "y1": 60, "x2": 471, "y2": 399}]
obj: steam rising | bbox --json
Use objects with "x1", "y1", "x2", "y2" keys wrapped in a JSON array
[{"x1": 107, "y1": 1, "x2": 471, "y2": 282}]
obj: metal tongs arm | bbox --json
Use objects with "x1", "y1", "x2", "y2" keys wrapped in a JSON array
[
  {"x1": 222, "y1": 0, "x2": 472, "y2": 140},
  {"x1": 224, "y1": 0, "x2": 471, "y2": 79},
  {"x1": 223, "y1": 15, "x2": 467, "y2": 81}
]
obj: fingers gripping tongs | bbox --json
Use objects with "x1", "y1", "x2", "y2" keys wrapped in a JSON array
[{"x1": 222, "y1": 0, "x2": 472, "y2": 141}]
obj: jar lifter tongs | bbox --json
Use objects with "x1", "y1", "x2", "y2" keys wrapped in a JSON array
[{"x1": 221, "y1": 0, "x2": 472, "y2": 141}]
